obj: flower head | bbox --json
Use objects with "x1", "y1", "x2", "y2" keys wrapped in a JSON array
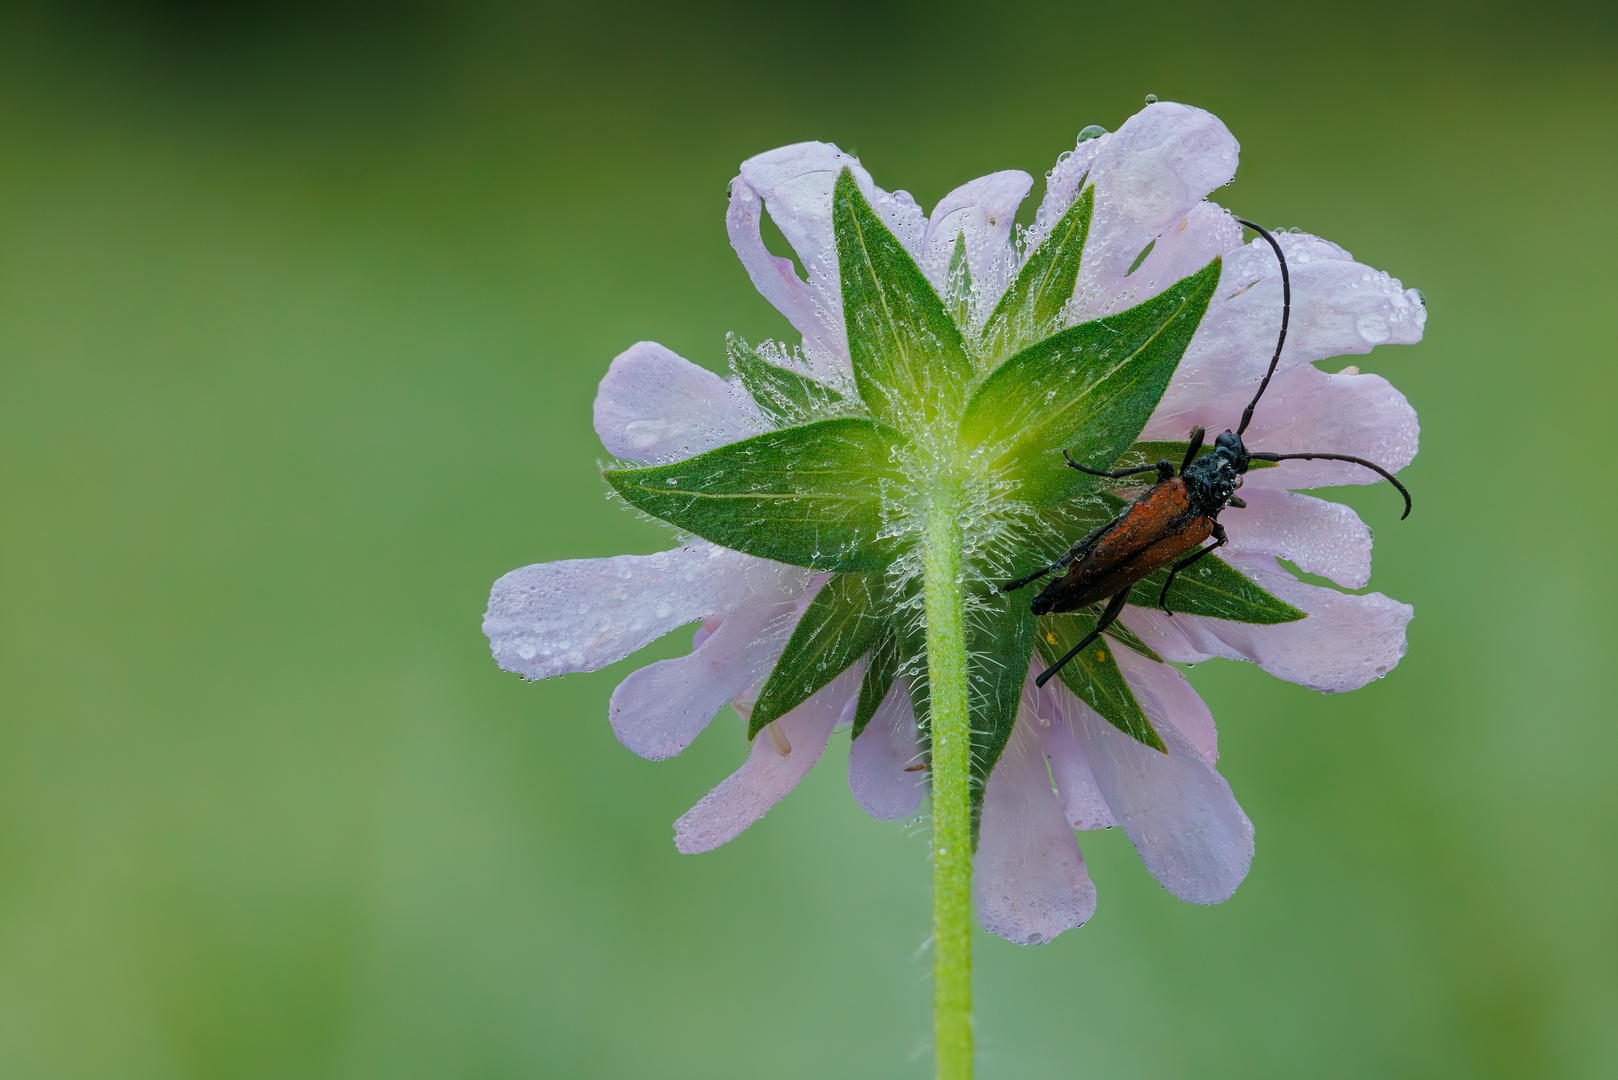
[{"x1": 484, "y1": 102, "x2": 1422, "y2": 945}]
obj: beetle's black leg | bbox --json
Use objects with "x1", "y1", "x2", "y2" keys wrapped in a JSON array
[
  {"x1": 1034, "y1": 587, "x2": 1131, "y2": 689},
  {"x1": 1157, "y1": 522, "x2": 1228, "y2": 614},
  {"x1": 1002, "y1": 565, "x2": 1057, "y2": 592},
  {"x1": 1002, "y1": 519, "x2": 1113, "y2": 592},
  {"x1": 1179, "y1": 426, "x2": 1206, "y2": 474},
  {"x1": 1248, "y1": 451, "x2": 1412, "y2": 519},
  {"x1": 1062, "y1": 449, "x2": 1174, "y2": 482}
]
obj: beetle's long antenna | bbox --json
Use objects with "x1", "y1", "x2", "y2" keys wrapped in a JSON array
[
  {"x1": 1233, "y1": 219, "x2": 1289, "y2": 438},
  {"x1": 1248, "y1": 451, "x2": 1412, "y2": 519}
]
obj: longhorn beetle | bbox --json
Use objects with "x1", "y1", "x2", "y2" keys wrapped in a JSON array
[{"x1": 1004, "y1": 221, "x2": 1412, "y2": 689}]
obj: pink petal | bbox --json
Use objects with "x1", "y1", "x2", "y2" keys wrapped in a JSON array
[
  {"x1": 1027, "y1": 132, "x2": 1110, "y2": 250},
  {"x1": 728, "y1": 143, "x2": 926, "y2": 374},
  {"x1": 593, "y1": 341, "x2": 761, "y2": 463},
  {"x1": 1074, "y1": 102, "x2": 1240, "y2": 319},
  {"x1": 608, "y1": 585, "x2": 806, "y2": 761},
  {"x1": 484, "y1": 544, "x2": 802, "y2": 680},
  {"x1": 673, "y1": 666, "x2": 862, "y2": 854},
  {"x1": 1120, "y1": 558, "x2": 1413, "y2": 693},
  {"x1": 1221, "y1": 486, "x2": 1373, "y2": 590},
  {"x1": 1028, "y1": 675, "x2": 1117, "y2": 830},
  {"x1": 921, "y1": 170, "x2": 1033, "y2": 304},
  {"x1": 1048, "y1": 680, "x2": 1254, "y2": 905},
  {"x1": 1158, "y1": 232, "x2": 1427, "y2": 418},
  {"x1": 974, "y1": 717, "x2": 1097, "y2": 945},
  {"x1": 726, "y1": 174, "x2": 844, "y2": 372},
  {"x1": 1145, "y1": 363, "x2": 1419, "y2": 492},
  {"x1": 1106, "y1": 200, "x2": 1244, "y2": 310},
  {"x1": 847, "y1": 678, "x2": 925, "y2": 821},
  {"x1": 1112, "y1": 648, "x2": 1219, "y2": 765}
]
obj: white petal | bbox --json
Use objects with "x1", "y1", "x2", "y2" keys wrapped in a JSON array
[
  {"x1": 593, "y1": 341, "x2": 760, "y2": 463},
  {"x1": 485, "y1": 544, "x2": 800, "y2": 680},
  {"x1": 1050, "y1": 680, "x2": 1254, "y2": 905},
  {"x1": 1074, "y1": 102, "x2": 1240, "y2": 319},
  {"x1": 1158, "y1": 232, "x2": 1426, "y2": 417},
  {"x1": 847, "y1": 678, "x2": 925, "y2": 821},
  {"x1": 608, "y1": 584, "x2": 806, "y2": 761},
  {"x1": 728, "y1": 142, "x2": 925, "y2": 374},
  {"x1": 974, "y1": 718, "x2": 1096, "y2": 945},
  {"x1": 673, "y1": 666, "x2": 862, "y2": 854},
  {"x1": 1120, "y1": 559, "x2": 1413, "y2": 693},
  {"x1": 1145, "y1": 363, "x2": 1419, "y2": 492},
  {"x1": 921, "y1": 170, "x2": 1033, "y2": 306}
]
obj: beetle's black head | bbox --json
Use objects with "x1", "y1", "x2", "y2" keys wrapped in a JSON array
[
  {"x1": 1213, "y1": 429, "x2": 1252, "y2": 473},
  {"x1": 1181, "y1": 440, "x2": 1244, "y2": 517}
]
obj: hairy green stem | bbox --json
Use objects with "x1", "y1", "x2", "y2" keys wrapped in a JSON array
[{"x1": 923, "y1": 483, "x2": 972, "y2": 1080}]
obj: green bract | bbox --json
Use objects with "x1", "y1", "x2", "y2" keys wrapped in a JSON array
[{"x1": 606, "y1": 167, "x2": 1303, "y2": 827}]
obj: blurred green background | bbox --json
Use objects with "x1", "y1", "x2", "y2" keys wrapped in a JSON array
[{"x1": 0, "y1": 1, "x2": 1613, "y2": 1076}]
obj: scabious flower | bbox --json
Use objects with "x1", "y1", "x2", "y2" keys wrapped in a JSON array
[{"x1": 484, "y1": 102, "x2": 1423, "y2": 946}]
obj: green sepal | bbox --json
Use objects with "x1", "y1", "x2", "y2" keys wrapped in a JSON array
[
  {"x1": 851, "y1": 627, "x2": 900, "y2": 741},
  {"x1": 749, "y1": 573, "x2": 888, "y2": 738},
  {"x1": 833, "y1": 168, "x2": 975, "y2": 435},
  {"x1": 980, "y1": 182, "x2": 1093, "y2": 362},
  {"x1": 945, "y1": 230, "x2": 972, "y2": 331},
  {"x1": 964, "y1": 591, "x2": 1037, "y2": 845},
  {"x1": 1036, "y1": 612, "x2": 1165, "y2": 752},
  {"x1": 1130, "y1": 553, "x2": 1306, "y2": 624},
  {"x1": 894, "y1": 605, "x2": 930, "y2": 748},
  {"x1": 728, "y1": 336, "x2": 846, "y2": 427},
  {"x1": 1102, "y1": 619, "x2": 1163, "y2": 663},
  {"x1": 604, "y1": 417, "x2": 910, "y2": 573},
  {"x1": 1125, "y1": 238, "x2": 1156, "y2": 277},
  {"x1": 958, "y1": 259, "x2": 1222, "y2": 509},
  {"x1": 1126, "y1": 440, "x2": 1276, "y2": 471}
]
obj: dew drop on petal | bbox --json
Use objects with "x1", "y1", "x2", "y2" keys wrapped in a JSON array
[
  {"x1": 1077, "y1": 125, "x2": 1107, "y2": 143},
  {"x1": 1355, "y1": 314, "x2": 1391, "y2": 344},
  {"x1": 621, "y1": 419, "x2": 667, "y2": 450},
  {"x1": 1144, "y1": 93, "x2": 1158, "y2": 104}
]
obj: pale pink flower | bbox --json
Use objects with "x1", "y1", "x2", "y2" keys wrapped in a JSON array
[{"x1": 483, "y1": 101, "x2": 1423, "y2": 944}]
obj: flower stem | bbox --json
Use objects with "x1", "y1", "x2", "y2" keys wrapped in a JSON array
[{"x1": 923, "y1": 484, "x2": 972, "y2": 1080}]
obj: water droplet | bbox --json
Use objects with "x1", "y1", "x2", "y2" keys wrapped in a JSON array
[
  {"x1": 1077, "y1": 124, "x2": 1107, "y2": 143},
  {"x1": 1355, "y1": 313, "x2": 1391, "y2": 344},
  {"x1": 1414, "y1": 288, "x2": 1427, "y2": 306},
  {"x1": 1289, "y1": 226, "x2": 1303, "y2": 234},
  {"x1": 1144, "y1": 93, "x2": 1158, "y2": 104}
]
